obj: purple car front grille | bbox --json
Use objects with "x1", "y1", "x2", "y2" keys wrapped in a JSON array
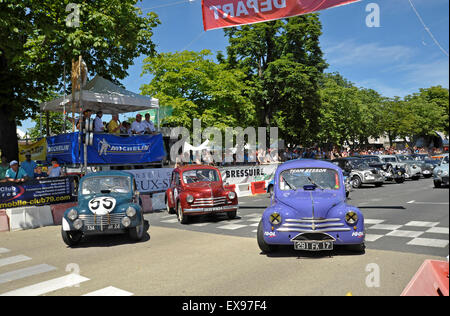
[{"x1": 277, "y1": 218, "x2": 351, "y2": 233}]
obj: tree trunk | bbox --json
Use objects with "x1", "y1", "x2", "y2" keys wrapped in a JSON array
[{"x1": 0, "y1": 106, "x2": 19, "y2": 162}]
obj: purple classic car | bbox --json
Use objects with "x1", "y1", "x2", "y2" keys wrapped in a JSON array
[{"x1": 257, "y1": 159, "x2": 365, "y2": 253}]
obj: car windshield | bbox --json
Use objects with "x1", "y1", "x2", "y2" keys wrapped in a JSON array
[
  {"x1": 350, "y1": 159, "x2": 370, "y2": 169},
  {"x1": 183, "y1": 169, "x2": 220, "y2": 184},
  {"x1": 81, "y1": 176, "x2": 131, "y2": 195},
  {"x1": 382, "y1": 157, "x2": 396, "y2": 163},
  {"x1": 279, "y1": 168, "x2": 340, "y2": 191},
  {"x1": 396, "y1": 155, "x2": 411, "y2": 161},
  {"x1": 363, "y1": 157, "x2": 380, "y2": 164}
]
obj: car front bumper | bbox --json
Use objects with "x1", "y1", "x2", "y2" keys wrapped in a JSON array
[{"x1": 183, "y1": 205, "x2": 239, "y2": 215}]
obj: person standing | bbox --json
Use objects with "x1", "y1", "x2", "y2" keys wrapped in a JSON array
[
  {"x1": 108, "y1": 114, "x2": 121, "y2": 135},
  {"x1": 48, "y1": 158, "x2": 64, "y2": 178},
  {"x1": 143, "y1": 113, "x2": 156, "y2": 134},
  {"x1": 5, "y1": 161, "x2": 29, "y2": 183},
  {"x1": 131, "y1": 114, "x2": 145, "y2": 135},
  {"x1": 0, "y1": 155, "x2": 8, "y2": 182},
  {"x1": 93, "y1": 111, "x2": 104, "y2": 133},
  {"x1": 21, "y1": 153, "x2": 37, "y2": 180}
]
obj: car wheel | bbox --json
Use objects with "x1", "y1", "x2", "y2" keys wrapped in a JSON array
[
  {"x1": 257, "y1": 221, "x2": 277, "y2": 254},
  {"x1": 395, "y1": 178, "x2": 405, "y2": 184},
  {"x1": 61, "y1": 229, "x2": 82, "y2": 247},
  {"x1": 227, "y1": 210, "x2": 237, "y2": 219},
  {"x1": 352, "y1": 176, "x2": 362, "y2": 188},
  {"x1": 166, "y1": 196, "x2": 175, "y2": 214},
  {"x1": 375, "y1": 182, "x2": 383, "y2": 187},
  {"x1": 177, "y1": 201, "x2": 189, "y2": 224},
  {"x1": 434, "y1": 180, "x2": 442, "y2": 188},
  {"x1": 268, "y1": 185, "x2": 274, "y2": 198},
  {"x1": 423, "y1": 174, "x2": 432, "y2": 179},
  {"x1": 129, "y1": 213, "x2": 145, "y2": 241},
  {"x1": 412, "y1": 176, "x2": 420, "y2": 181}
]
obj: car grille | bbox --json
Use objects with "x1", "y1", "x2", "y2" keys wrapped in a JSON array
[
  {"x1": 277, "y1": 218, "x2": 351, "y2": 233},
  {"x1": 79, "y1": 213, "x2": 125, "y2": 226},
  {"x1": 191, "y1": 196, "x2": 228, "y2": 208}
]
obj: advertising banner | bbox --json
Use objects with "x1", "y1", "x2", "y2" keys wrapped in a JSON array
[
  {"x1": 87, "y1": 133, "x2": 166, "y2": 165},
  {"x1": 220, "y1": 163, "x2": 279, "y2": 185},
  {"x1": 0, "y1": 177, "x2": 76, "y2": 209},
  {"x1": 127, "y1": 168, "x2": 174, "y2": 194},
  {"x1": 46, "y1": 133, "x2": 81, "y2": 164},
  {"x1": 18, "y1": 138, "x2": 47, "y2": 162},
  {"x1": 202, "y1": 0, "x2": 360, "y2": 31}
]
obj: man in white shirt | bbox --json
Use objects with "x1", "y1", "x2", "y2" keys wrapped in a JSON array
[
  {"x1": 143, "y1": 113, "x2": 156, "y2": 134},
  {"x1": 131, "y1": 114, "x2": 145, "y2": 135},
  {"x1": 94, "y1": 111, "x2": 104, "y2": 133}
]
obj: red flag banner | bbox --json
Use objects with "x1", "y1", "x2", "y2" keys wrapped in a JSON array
[{"x1": 202, "y1": 0, "x2": 360, "y2": 31}]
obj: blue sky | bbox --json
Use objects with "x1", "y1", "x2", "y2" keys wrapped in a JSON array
[{"x1": 21, "y1": 0, "x2": 449, "y2": 133}]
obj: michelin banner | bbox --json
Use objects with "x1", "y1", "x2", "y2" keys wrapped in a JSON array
[
  {"x1": 46, "y1": 133, "x2": 81, "y2": 164},
  {"x1": 87, "y1": 133, "x2": 166, "y2": 165}
]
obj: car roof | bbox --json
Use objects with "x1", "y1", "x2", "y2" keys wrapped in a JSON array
[
  {"x1": 277, "y1": 159, "x2": 341, "y2": 173},
  {"x1": 174, "y1": 165, "x2": 219, "y2": 173}
]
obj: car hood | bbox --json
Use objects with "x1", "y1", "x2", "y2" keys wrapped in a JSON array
[
  {"x1": 184, "y1": 182, "x2": 224, "y2": 194},
  {"x1": 77, "y1": 194, "x2": 132, "y2": 213},
  {"x1": 276, "y1": 190, "x2": 344, "y2": 218}
]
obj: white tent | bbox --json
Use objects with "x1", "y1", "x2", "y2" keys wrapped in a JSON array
[{"x1": 39, "y1": 75, "x2": 159, "y2": 115}]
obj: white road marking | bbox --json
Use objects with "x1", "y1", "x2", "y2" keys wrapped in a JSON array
[
  {"x1": 217, "y1": 224, "x2": 248, "y2": 230},
  {"x1": 426, "y1": 227, "x2": 449, "y2": 234},
  {"x1": 365, "y1": 234, "x2": 384, "y2": 242},
  {"x1": 407, "y1": 238, "x2": 449, "y2": 248},
  {"x1": 405, "y1": 221, "x2": 439, "y2": 228},
  {"x1": 0, "y1": 264, "x2": 57, "y2": 285},
  {"x1": 0, "y1": 274, "x2": 90, "y2": 296},
  {"x1": 0, "y1": 255, "x2": 32, "y2": 268},
  {"x1": 191, "y1": 223, "x2": 210, "y2": 227},
  {"x1": 83, "y1": 286, "x2": 133, "y2": 296},
  {"x1": 407, "y1": 200, "x2": 415, "y2": 204},
  {"x1": 386, "y1": 230, "x2": 424, "y2": 238},
  {"x1": 368, "y1": 224, "x2": 403, "y2": 231},
  {"x1": 0, "y1": 248, "x2": 10, "y2": 255},
  {"x1": 407, "y1": 201, "x2": 449, "y2": 205},
  {"x1": 160, "y1": 218, "x2": 179, "y2": 224},
  {"x1": 364, "y1": 219, "x2": 385, "y2": 225}
]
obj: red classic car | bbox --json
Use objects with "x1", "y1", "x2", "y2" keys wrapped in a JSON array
[{"x1": 165, "y1": 165, "x2": 239, "y2": 224}]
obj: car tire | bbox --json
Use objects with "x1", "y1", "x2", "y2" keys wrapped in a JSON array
[
  {"x1": 352, "y1": 176, "x2": 362, "y2": 189},
  {"x1": 375, "y1": 182, "x2": 383, "y2": 187},
  {"x1": 129, "y1": 213, "x2": 145, "y2": 241},
  {"x1": 166, "y1": 196, "x2": 175, "y2": 214},
  {"x1": 412, "y1": 176, "x2": 420, "y2": 181},
  {"x1": 177, "y1": 201, "x2": 189, "y2": 224},
  {"x1": 434, "y1": 180, "x2": 442, "y2": 188},
  {"x1": 227, "y1": 210, "x2": 237, "y2": 219},
  {"x1": 61, "y1": 229, "x2": 82, "y2": 247},
  {"x1": 268, "y1": 185, "x2": 274, "y2": 198},
  {"x1": 423, "y1": 174, "x2": 432, "y2": 179},
  {"x1": 257, "y1": 221, "x2": 277, "y2": 254},
  {"x1": 395, "y1": 178, "x2": 405, "y2": 184}
]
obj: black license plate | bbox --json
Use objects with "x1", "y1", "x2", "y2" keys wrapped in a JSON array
[{"x1": 294, "y1": 240, "x2": 334, "y2": 251}]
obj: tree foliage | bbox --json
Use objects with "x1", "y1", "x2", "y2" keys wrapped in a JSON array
[{"x1": 0, "y1": 0, "x2": 160, "y2": 160}]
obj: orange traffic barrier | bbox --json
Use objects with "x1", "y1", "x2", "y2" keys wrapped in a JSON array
[
  {"x1": 251, "y1": 181, "x2": 267, "y2": 195},
  {"x1": 401, "y1": 260, "x2": 449, "y2": 296}
]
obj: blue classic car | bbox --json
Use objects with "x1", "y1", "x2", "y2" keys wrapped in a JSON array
[
  {"x1": 61, "y1": 171, "x2": 145, "y2": 246},
  {"x1": 433, "y1": 154, "x2": 449, "y2": 188},
  {"x1": 257, "y1": 160, "x2": 365, "y2": 253}
]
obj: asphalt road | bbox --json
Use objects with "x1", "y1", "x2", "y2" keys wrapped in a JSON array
[{"x1": 0, "y1": 178, "x2": 447, "y2": 297}]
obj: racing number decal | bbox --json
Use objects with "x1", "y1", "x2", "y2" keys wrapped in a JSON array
[{"x1": 88, "y1": 197, "x2": 117, "y2": 215}]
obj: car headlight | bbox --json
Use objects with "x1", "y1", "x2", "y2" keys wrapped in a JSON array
[
  {"x1": 228, "y1": 191, "x2": 236, "y2": 200},
  {"x1": 126, "y1": 206, "x2": 136, "y2": 218},
  {"x1": 121, "y1": 217, "x2": 131, "y2": 227},
  {"x1": 186, "y1": 195, "x2": 194, "y2": 204},
  {"x1": 67, "y1": 209, "x2": 78, "y2": 221},
  {"x1": 269, "y1": 212, "x2": 281, "y2": 225},
  {"x1": 437, "y1": 170, "x2": 443, "y2": 175},
  {"x1": 345, "y1": 211, "x2": 358, "y2": 225},
  {"x1": 73, "y1": 219, "x2": 83, "y2": 230}
]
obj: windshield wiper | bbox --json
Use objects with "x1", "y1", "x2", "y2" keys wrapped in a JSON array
[
  {"x1": 282, "y1": 176, "x2": 296, "y2": 190},
  {"x1": 307, "y1": 177, "x2": 324, "y2": 190}
]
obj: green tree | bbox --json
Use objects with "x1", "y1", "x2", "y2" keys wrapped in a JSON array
[
  {"x1": 223, "y1": 15, "x2": 327, "y2": 146},
  {"x1": 140, "y1": 50, "x2": 256, "y2": 131},
  {"x1": 0, "y1": 0, "x2": 160, "y2": 161}
]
